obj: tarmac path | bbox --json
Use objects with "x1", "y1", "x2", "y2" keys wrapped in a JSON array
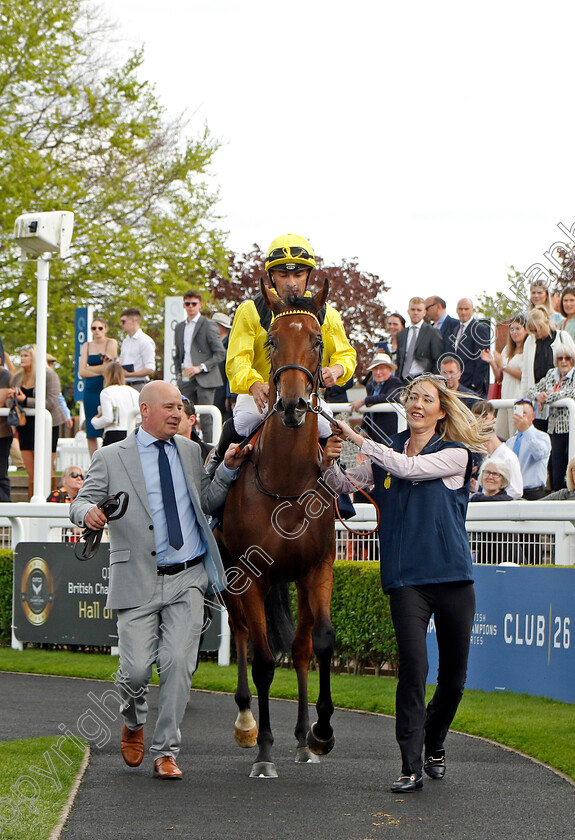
[{"x1": 1, "y1": 672, "x2": 573, "y2": 840}]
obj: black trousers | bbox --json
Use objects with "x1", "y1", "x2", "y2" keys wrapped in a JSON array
[
  {"x1": 550, "y1": 432, "x2": 568, "y2": 491},
  {"x1": 389, "y1": 582, "x2": 476, "y2": 776},
  {"x1": 0, "y1": 436, "x2": 11, "y2": 502}
]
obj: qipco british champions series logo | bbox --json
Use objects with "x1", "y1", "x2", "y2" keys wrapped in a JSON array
[{"x1": 20, "y1": 557, "x2": 54, "y2": 625}]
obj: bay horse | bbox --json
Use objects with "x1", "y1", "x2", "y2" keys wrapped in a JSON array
[{"x1": 217, "y1": 277, "x2": 337, "y2": 778}]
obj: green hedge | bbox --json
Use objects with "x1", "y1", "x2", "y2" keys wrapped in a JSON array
[
  {"x1": 0, "y1": 550, "x2": 13, "y2": 645},
  {"x1": 0, "y1": 552, "x2": 396, "y2": 669},
  {"x1": 331, "y1": 561, "x2": 397, "y2": 673}
]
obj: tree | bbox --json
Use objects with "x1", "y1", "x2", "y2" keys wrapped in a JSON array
[
  {"x1": 0, "y1": 0, "x2": 227, "y2": 390},
  {"x1": 206, "y1": 245, "x2": 389, "y2": 377}
]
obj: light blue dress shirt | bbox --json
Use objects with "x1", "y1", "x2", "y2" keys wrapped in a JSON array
[
  {"x1": 506, "y1": 424, "x2": 551, "y2": 490},
  {"x1": 137, "y1": 428, "x2": 206, "y2": 567}
]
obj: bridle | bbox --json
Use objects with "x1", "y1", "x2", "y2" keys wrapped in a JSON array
[{"x1": 270, "y1": 309, "x2": 325, "y2": 415}]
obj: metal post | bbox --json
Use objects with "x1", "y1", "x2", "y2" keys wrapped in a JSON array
[{"x1": 31, "y1": 257, "x2": 50, "y2": 503}]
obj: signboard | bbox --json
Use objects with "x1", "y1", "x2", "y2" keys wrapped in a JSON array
[
  {"x1": 164, "y1": 296, "x2": 182, "y2": 383},
  {"x1": 13, "y1": 542, "x2": 117, "y2": 646},
  {"x1": 12, "y1": 542, "x2": 222, "y2": 652},
  {"x1": 73, "y1": 306, "x2": 92, "y2": 402},
  {"x1": 426, "y1": 565, "x2": 574, "y2": 703}
]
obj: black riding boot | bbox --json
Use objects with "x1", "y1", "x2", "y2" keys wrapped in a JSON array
[{"x1": 205, "y1": 418, "x2": 243, "y2": 477}]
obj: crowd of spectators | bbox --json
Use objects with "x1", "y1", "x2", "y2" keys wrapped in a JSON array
[
  {"x1": 3, "y1": 279, "x2": 575, "y2": 506},
  {"x1": 359, "y1": 283, "x2": 575, "y2": 499}
]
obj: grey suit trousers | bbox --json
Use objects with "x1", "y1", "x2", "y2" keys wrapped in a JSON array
[{"x1": 115, "y1": 562, "x2": 208, "y2": 758}]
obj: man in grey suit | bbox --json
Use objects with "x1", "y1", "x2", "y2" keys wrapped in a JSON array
[
  {"x1": 70, "y1": 381, "x2": 249, "y2": 780},
  {"x1": 173, "y1": 290, "x2": 226, "y2": 442},
  {"x1": 396, "y1": 297, "x2": 444, "y2": 384}
]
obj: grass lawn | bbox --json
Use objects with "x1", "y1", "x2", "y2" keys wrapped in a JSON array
[
  {"x1": 1, "y1": 648, "x2": 573, "y2": 781},
  {"x1": 0, "y1": 736, "x2": 87, "y2": 840}
]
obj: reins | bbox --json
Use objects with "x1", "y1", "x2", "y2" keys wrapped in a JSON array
[{"x1": 237, "y1": 308, "x2": 382, "y2": 532}]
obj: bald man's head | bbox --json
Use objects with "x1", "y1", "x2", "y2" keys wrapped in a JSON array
[{"x1": 139, "y1": 381, "x2": 183, "y2": 440}]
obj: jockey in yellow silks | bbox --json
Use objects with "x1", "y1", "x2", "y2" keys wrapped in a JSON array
[{"x1": 205, "y1": 233, "x2": 356, "y2": 473}]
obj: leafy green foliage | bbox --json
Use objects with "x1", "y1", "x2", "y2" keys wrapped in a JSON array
[
  {"x1": 476, "y1": 267, "x2": 530, "y2": 323},
  {"x1": 0, "y1": 0, "x2": 228, "y2": 391},
  {"x1": 330, "y1": 560, "x2": 397, "y2": 671},
  {"x1": 0, "y1": 550, "x2": 13, "y2": 644}
]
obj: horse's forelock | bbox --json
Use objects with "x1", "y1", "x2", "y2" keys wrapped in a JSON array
[{"x1": 277, "y1": 293, "x2": 319, "y2": 315}]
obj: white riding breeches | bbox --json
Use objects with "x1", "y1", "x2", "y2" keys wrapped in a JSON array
[{"x1": 233, "y1": 393, "x2": 334, "y2": 439}]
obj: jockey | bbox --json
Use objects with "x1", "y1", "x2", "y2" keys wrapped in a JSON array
[{"x1": 205, "y1": 233, "x2": 356, "y2": 473}]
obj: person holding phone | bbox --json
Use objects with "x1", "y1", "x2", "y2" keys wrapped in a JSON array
[{"x1": 505, "y1": 399, "x2": 551, "y2": 499}]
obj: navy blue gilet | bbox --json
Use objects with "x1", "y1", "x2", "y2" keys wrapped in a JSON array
[{"x1": 370, "y1": 430, "x2": 474, "y2": 593}]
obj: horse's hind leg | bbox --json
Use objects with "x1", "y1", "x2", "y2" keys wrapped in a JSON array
[
  {"x1": 304, "y1": 564, "x2": 336, "y2": 756},
  {"x1": 292, "y1": 584, "x2": 320, "y2": 764}
]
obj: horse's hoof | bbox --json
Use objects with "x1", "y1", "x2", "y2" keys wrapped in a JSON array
[
  {"x1": 295, "y1": 746, "x2": 320, "y2": 764},
  {"x1": 306, "y1": 722, "x2": 335, "y2": 756},
  {"x1": 234, "y1": 724, "x2": 258, "y2": 748},
  {"x1": 249, "y1": 761, "x2": 278, "y2": 778},
  {"x1": 234, "y1": 710, "x2": 258, "y2": 748}
]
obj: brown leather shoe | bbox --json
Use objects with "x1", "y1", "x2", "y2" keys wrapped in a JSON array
[
  {"x1": 153, "y1": 756, "x2": 183, "y2": 780},
  {"x1": 120, "y1": 725, "x2": 144, "y2": 767}
]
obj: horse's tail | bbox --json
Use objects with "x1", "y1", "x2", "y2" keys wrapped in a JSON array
[{"x1": 264, "y1": 582, "x2": 295, "y2": 657}]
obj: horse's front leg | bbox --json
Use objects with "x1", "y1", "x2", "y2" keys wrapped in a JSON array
[
  {"x1": 225, "y1": 595, "x2": 258, "y2": 748},
  {"x1": 244, "y1": 590, "x2": 277, "y2": 778},
  {"x1": 305, "y1": 563, "x2": 336, "y2": 756},
  {"x1": 292, "y1": 584, "x2": 320, "y2": 764}
]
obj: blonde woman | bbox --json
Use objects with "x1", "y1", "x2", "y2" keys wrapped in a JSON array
[
  {"x1": 322, "y1": 374, "x2": 489, "y2": 793},
  {"x1": 9, "y1": 345, "x2": 67, "y2": 491},
  {"x1": 91, "y1": 362, "x2": 140, "y2": 446},
  {"x1": 521, "y1": 307, "x2": 575, "y2": 402},
  {"x1": 528, "y1": 283, "x2": 563, "y2": 328}
]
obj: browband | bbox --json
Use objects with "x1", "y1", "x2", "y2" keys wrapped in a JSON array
[{"x1": 272, "y1": 309, "x2": 321, "y2": 326}]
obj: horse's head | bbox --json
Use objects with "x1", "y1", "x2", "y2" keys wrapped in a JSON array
[{"x1": 261, "y1": 276, "x2": 329, "y2": 428}]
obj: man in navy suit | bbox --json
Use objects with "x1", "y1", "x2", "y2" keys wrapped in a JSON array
[
  {"x1": 447, "y1": 298, "x2": 490, "y2": 398},
  {"x1": 424, "y1": 296, "x2": 459, "y2": 352}
]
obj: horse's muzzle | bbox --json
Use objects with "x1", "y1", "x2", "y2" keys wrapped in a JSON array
[{"x1": 276, "y1": 397, "x2": 308, "y2": 428}]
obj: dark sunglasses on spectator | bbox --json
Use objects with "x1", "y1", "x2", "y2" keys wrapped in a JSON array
[
  {"x1": 556, "y1": 355, "x2": 572, "y2": 361},
  {"x1": 184, "y1": 301, "x2": 200, "y2": 307},
  {"x1": 514, "y1": 398, "x2": 534, "y2": 407},
  {"x1": 91, "y1": 325, "x2": 104, "y2": 331},
  {"x1": 70, "y1": 472, "x2": 84, "y2": 479}
]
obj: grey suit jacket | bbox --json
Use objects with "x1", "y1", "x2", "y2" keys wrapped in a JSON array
[
  {"x1": 173, "y1": 316, "x2": 225, "y2": 388},
  {"x1": 69, "y1": 431, "x2": 233, "y2": 610}
]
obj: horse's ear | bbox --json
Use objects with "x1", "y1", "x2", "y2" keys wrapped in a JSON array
[
  {"x1": 260, "y1": 275, "x2": 284, "y2": 315},
  {"x1": 313, "y1": 276, "x2": 330, "y2": 311}
]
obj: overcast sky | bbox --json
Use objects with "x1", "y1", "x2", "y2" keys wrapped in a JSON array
[{"x1": 100, "y1": 0, "x2": 575, "y2": 318}]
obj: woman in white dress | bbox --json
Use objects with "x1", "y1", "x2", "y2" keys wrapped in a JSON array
[
  {"x1": 91, "y1": 363, "x2": 140, "y2": 446},
  {"x1": 481, "y1": 315, "x2": 527, "y2": 439}
]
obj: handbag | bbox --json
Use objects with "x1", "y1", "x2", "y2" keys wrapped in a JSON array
[
  {"x1": 6, "y1": 397, "x2": 26, "y2": 427},
  {"x1": 487, "y1": 382, "x2": 502, "y2": 400}
]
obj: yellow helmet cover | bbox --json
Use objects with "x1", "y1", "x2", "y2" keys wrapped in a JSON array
[{"x1": 265, "y1": 233, "x2": 316, "y2": 272}]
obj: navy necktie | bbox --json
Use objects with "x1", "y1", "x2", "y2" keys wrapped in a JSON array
[{"x1": 154, "y1": 440, "x2": 184, "y2": 551}]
